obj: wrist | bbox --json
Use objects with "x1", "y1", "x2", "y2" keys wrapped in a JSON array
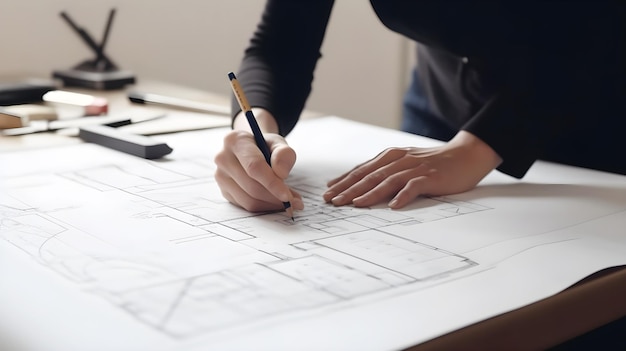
[
  {"x1": 449, "y1": 130, "x2": 502, "y2": 170},
  {"x1": 233, "y1": 108, "x2": 279, "y2": 134}
]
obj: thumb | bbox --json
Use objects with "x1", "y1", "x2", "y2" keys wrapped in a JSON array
[{"x1": 266, "y1": 135, "x2": 296, "y2": 180}]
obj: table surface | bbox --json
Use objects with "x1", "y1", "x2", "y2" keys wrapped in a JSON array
[
  {"x1": 0, "y1": 80, "x2": 230, "y2": 151},
  {"x1": 1, "y1": 80, "x2": 625, "y2": 350}
]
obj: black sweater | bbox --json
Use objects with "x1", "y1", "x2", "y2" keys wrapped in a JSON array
[{"x1": 233, "y1": 0, "x2": 625, "y2": 178}]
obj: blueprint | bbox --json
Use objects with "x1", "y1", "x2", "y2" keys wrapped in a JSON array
[{"x1": 1, "y1": 117, "x2": 626, "y2": 351}]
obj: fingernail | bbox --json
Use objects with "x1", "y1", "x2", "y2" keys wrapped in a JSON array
[
  {"x1": 352, "y1": 195, "x2": 365, "y2": 206},
  {"x1": 331, "y1": 194, "x2": 345, "y2": 205},
  {"x1": 323, "y1": 191, "x2": 335, "y2": 202},
  {"x1": 388, "y1": 199, "x2": 399, "y2": 208}
]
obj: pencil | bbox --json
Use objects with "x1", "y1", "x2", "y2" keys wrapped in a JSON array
[{"x1": 227, "y1": 71, "x2": 294, "y2": 221}]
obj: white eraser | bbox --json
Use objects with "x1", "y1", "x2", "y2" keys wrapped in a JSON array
[{"x1": 43, "y1": 90, "x2": 108, "y2": 115}]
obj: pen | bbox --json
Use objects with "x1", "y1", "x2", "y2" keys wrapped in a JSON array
[
  {"x1": 227, "y1": 72, "x2": 294, "y2": 221},
  {"x1": 128, "y1": 91, "x2": 230, "y2": 116}
]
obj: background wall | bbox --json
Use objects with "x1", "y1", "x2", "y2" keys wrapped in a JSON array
[{"x1": 1, "y1": 0, "x2": 412, "y2": 129}]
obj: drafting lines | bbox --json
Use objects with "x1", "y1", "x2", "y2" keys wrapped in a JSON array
[{"x1": 0, "y1": 158, "x2": 490, "y2": 338}]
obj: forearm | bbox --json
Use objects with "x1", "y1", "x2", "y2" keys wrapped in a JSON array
[{"x1": 230, "y1": 0, "x2": 334, "y2": 136}]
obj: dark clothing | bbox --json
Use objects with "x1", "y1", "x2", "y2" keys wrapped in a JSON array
[{"x1": 233, "y1": 0, "x2": 626, "y2": 178}]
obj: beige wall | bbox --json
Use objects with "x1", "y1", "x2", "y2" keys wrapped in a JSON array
[{"x1": 1, "y1": 0, "x2": 411, "y2": 129}]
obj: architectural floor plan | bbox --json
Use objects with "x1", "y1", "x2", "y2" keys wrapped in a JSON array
[
  {"x1": 1, "y1": 153, "x2": 489, "y2": 338},
  {"x1": 2, "y1": 117, "x2": 625, "y2": 351}
]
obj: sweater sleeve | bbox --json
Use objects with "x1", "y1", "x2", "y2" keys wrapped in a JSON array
[
  {"x1": 231, "y1": 0, "x2": 335, "y2": 136},
  {"x1": 371, "y1": 0, "x2": 613, "y2": 179},
  {"x1": 460, "y1": 4, "x2": 615, "y2": 178},
  {"x1": 460, "y1": 53, "x2": 549, "y2": 179}
]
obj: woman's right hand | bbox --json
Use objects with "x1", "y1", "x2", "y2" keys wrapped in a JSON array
[{"x1": 214, "y1": 108, "x2": 303, "y2": 212}]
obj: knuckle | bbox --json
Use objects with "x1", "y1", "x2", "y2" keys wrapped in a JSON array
[
  {"x1": 406, "y1": 177, "x2": 423, "y2": 188},
  {"x1": 348, "y1": 167, "x2": 368, "y2": 181},
  {"x1": 379, "y1": 147, "x2": 395, "y2": 156},
  {"x1": 384, "y1": 174, "x2": 406, "y2": 188},
  {"x1": 382, "y1": 147, "x2": 406, "y2": 158},
  {"x1": 369, "y1": 148, "x2": 409, "y2": 171},
  {"x1": 364, "y1": 171, "x2": 387, "y2": 184},
  {"x1": 213, "y1": 151, "x2": 227, "y2": 167},
  {"x1": 376, "y1": 148, "x2": 395, "y2": 161},
  {"x1": 213, "y1": 169, "x2": 226, "y2": 183},
  {"x1": 223, "y1": 130, "x2": 242, "y2": 145}
]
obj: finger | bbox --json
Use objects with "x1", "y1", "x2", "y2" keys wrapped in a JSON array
[
  {"x1": 351, "y1": 164, "x2": 430, "y2": 208},
  {"x1": 326, "y1": 148, "x2": 403, "y2": 187},
  {"x1": 325, "y1": 166, "x2": 389, "y2": 205},
  {"x1": 344, "y1": 160, "x2": 429, "y2": 207},
  {"x1": 288, "y1": 188, "x2": 305, "y2": 211},
  {"x1": 230, "y1": 134, "x2": 292, "y2": 203},
  {"x1": 216, "y1": 163, "x2": 306, "y2": 213},
  {"x1": 215, "y1": 142, "x2": 279, "y2": 201},
  {"x1": 217, "y1": 171, "x2": 286, "y2": 212},
  {"x1": 330, "y1": 169, "x2": 391, "y2": 206},
  {"x1": 326, "y1": 167, "x2": 354, "y2": 188},
  {"x1": 324, "y1": 148, "x2": 407, "y2": 202},
  {"x1": 388, "y1": 175, "x2": 432, "y2": 209},
  {"x1": 328, "y1": 152, "x2": 428, "y2": 206},
  {"x1": 326, "y1": 153, "x2": 379, "y2": 187},
  {"x1": 269, "y1": 143, "x2": 297, "y2": 180}
]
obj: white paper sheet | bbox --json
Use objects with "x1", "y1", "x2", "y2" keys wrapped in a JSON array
[{"x1": 1, "y1": 116, "x2": 625, "y2": 351}]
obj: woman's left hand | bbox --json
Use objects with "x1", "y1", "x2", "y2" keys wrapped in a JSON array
[{"x1": 322, "y1": 131, "x2": 502, "y2": 209}]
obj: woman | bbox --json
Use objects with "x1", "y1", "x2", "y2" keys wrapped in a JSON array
[{"x1": 215, "y1": 0, "x2": 625, "y2": 213}]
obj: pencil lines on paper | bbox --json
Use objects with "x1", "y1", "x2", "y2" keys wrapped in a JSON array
[{"x1": 0, "y1": 156, "x2": 489, "y2": 338}]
